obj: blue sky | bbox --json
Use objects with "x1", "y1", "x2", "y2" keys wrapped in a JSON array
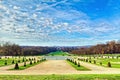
[{"x1": 0, "y1": 0, "x2": 120, "y2": 46}]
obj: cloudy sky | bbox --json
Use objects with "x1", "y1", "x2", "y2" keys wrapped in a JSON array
[{"x1": 0, "y1": 0, "x2": 120, "y2": 46}]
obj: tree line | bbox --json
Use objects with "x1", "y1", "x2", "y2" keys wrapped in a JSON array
[
  {"x1": 22, "y1": 46, "x2": 78, "y2": 56},
  {"x1": 71, "y1": 40, "x2": 120, "y2": 55},
  {"x1": 1, "y1": 40, "x2": 119, "y2": 56},
  {"x1": 0, "y1": 41, "x2": 79, "y2": 56},
  {"x1": 0, "y1": 42, "x2": 22, "y2": 56}
]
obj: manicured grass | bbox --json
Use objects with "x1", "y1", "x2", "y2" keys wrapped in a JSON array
[
  {"x1": 66, "y1": 60, "x2": 90, "y2": 71},
  {"x1": 18, "y1": 60, "x2": 46, "y2": 70},
  {"x1": 86, "y1": 58, "x2": 120, "y2": 68},
  {"x1": 0, "y1": 57, "x2": 25, "y2": 67},
  {"x1": 10, "y1": 59, "x2": 46, "y2": 70},
  {"x1": 0, "y1": 56, "x2": 43, "y2": 67},
  {"x1": 48, "y1": 51, "x2": 72, "y2": 56},
  {"x1": 78, "y1": 55, "x2": 120, "y2": 68},
  {"x1": 0, "y1": 74, "x2": 120, "y2": 80}
]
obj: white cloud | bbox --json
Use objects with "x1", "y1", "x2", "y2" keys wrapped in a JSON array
[
  {"x1": 13, "y1": 6, "x2": 20, "y2": 10},
  {"x1": 0, "y1": 0, "x2": 120, "y2": 46}
]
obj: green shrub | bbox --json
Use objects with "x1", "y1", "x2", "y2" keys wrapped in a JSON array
[
  {"x1": 29, "y1": 58, "x2": 31, "y2": 61},
  {"x1": 30, "y1": 60, "x2": 32, "y2": 65},
  {"x1": 86, "y1": 59, "x2": 88, "y2": 62},
  {"x1": 12, "y1": 60, "x2": 14, "y2": 64},
  {"x1": 100, "y1": 62, "x2": 102, "y2": 65},
  {"x1": 24, "y1": 62, "x2": 26, "y2": 67},
  {"x1": 4, "y1": 60, "x2": 7, "y2": 65},
  {"x1": 26, "y1": 59, "x2": 28, "y2": 61},
  {"x1": 18, "y1": 59, "x2": 20, "y2": 63},
  {"x1": 78, "y1": 62, "x2": 80, "y2": 67},
  {"x1": 94, "y1": 60, "x2": 96, "y2": 64},
  {"x1": 108, "y1": 62, "x2": 111, "y2": 67},
  {"x1": 37, "y1": 60, "x2": 39, "y2": 63},
  {"x1": 14, "y1": 63, "x2": 19, "y2": 69},
  {"x1": 89, "y1": 60, "x2": 91, "y2": 63},
  {"x1": 74, "y1": 61, "x2": 77, "y2": 65},
  {"x1": 22, "y1": 58, "x2": 25, "y2": 62},
  {"x1": 34, "y1": 60, "x2": 36, "y2": 63}
]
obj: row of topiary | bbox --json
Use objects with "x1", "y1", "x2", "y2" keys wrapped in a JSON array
[
  {"x1": 14, "y1": 58, "x2": 46, "y2": 69},
  {"x1": 67, "y1": 58, "x2": 80, "y2": 67},
  {"x1": 84, "y1": 55, "x2": 119, "y2": 59},
  {"x1": 4, "y1": 57, "x2": 27, "y2": 65},
  {"x1": 4, "y1": 57, "x2": 40, "y2": 65},
  {"x1": 78, "y1": 58, "x2": 112, "y2": 67}
]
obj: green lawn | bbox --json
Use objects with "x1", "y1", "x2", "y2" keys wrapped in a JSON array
[
  {"x1": 0, "y1": 57, "x2": 25, "y2": 67},
  {"x1": 14, "y1": 59, "x2": 46, "y2": 70},
  {"x1": 0, "y1": 74, "x2": 120, "y2": 80},
  {"x1": 78, "y1": 55, "x2": 120, "y2": 68},
  {"x1": 91, "y1": 58, "x2": 120, "y2": 68},
  {"x1": 0, "y1": 56, "x2": 43, "y2": 68},
  {"x1": 48, "y1": 51, "x2": 71, "y2": 56},
  {"x1": 66, "y1": 60, "x2": 90, "y2": 71}
]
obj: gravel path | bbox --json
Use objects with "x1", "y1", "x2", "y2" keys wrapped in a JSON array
[
  {"x1": 24, "y1": 60, "x2": 77, "y2": 74},
  {"x1": 0, "y1": 60, "x2": 119, "y2": 75}
]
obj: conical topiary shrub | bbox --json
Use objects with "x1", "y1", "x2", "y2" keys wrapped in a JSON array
[
  {"x1": 26, "y1": 59, "x2": 28, "y2": 61},
  {"x1": 4, "y1": 60, "x2": 7, "y2": 65},
  {"x1": 108, "y1": 62, "x2": 111, "y2": 67},
  {"x1": 37, "y1": 60, "x2": 39, "y2": 63},
  {"x1": 30, "y1": 60, "x2": 32, "y2": 65},
  {"x1": 22, "y1": 58, "x2": 25, "y2": 62},
  {"x1": 89, "y1": 60, "x2": 91, "y2": 63},
  {"x1": 24, "y1": 61, "x2": 26, "y2": 67},
  {"x1": 34, "y1": 60, "x2": 36, "y2": 63},
  {"x1": 12, "y1": 60, "x2": 14, "y2": 64},
  {"x1": 100, "y1": 62, "x2": 102, "y2": 65},
  {"x1": 94, "y1": 60, "x2": 96, "y2": 64},
  {"x1": 78, "y1": 62, "x2": 80, "y2": 67},
  {"x1": 14, "y1": 63, "x2": 19, "y2": 69},
  {"x1": 18, "y1": 59, "x2": 20, "y2": 63},
  {"x1": 74, "y1": 61, "x2": 77, "y2": 65},
  {"x1": 86, "y1": 59, "x2": 88, "y2": 62}
]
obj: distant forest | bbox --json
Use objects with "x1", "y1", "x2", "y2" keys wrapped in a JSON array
[
  {"x1": 71, "y1": 40, "x2": 120, "y2": 55},
  {"x1": 22, "y1": 46, "x2": 78, "y2": 56},
  {"x1": 0, "y1": 40, "x2": 120, "y2": 56},
  {"x1": 0, "y1": 42, "x2": 79, "y2": 56}
]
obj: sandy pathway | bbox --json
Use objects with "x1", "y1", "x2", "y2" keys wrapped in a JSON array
[{"x1": 24, "y1": 60, "x2": 77, "y2": 74}]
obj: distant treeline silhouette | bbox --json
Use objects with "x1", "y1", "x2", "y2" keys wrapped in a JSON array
[
  {"x1": 22, "y1": 46, "x2": 78, "y2": 56},
  {"x1": 0, "y1": 42, "x2": 78, "y2": 56},
  {"x1": 71, "y1": 40, "x2": 120, "y2": 55},
  {"x1": 0, "y1": 42, "x2": 22, "y2": 56},
  {"x1": 1, "y1": 40, "x2": 119, "y2": 56}
]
